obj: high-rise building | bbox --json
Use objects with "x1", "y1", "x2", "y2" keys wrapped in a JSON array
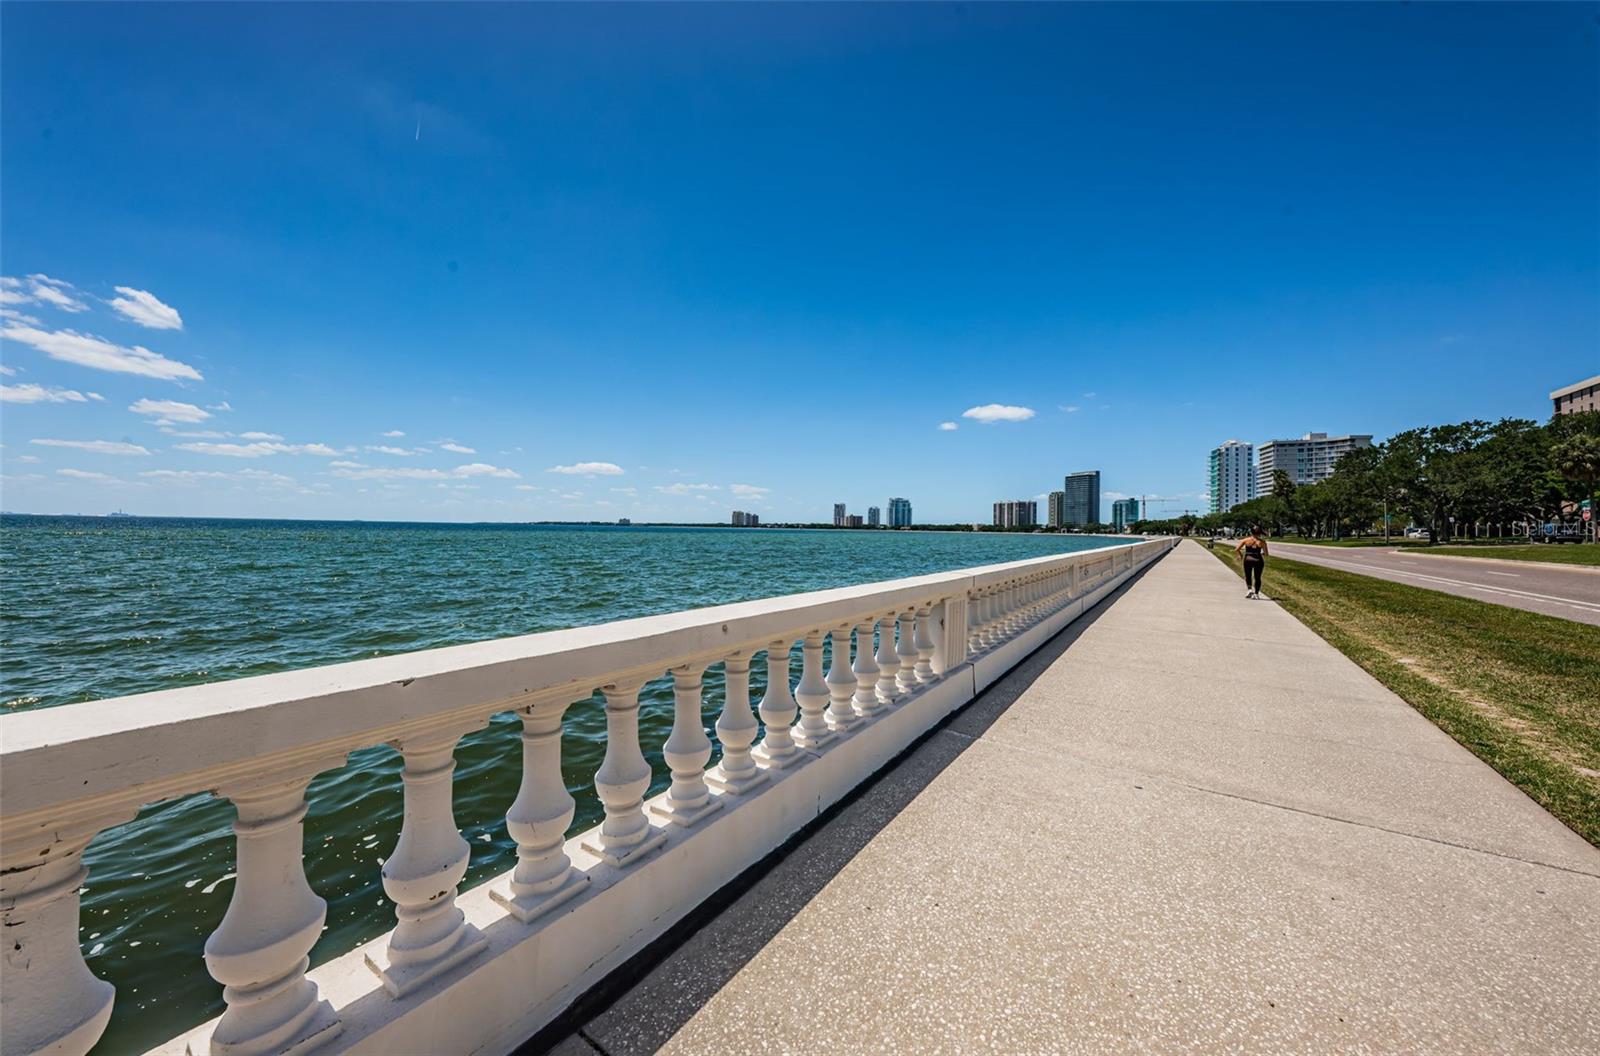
[
  {"x1": 992, "y1": 500, "x2": 1037, "y2": 528},
  {"x1": 833, "y1": 503, "x2": 847, "y2": 527},
  {"x1": 1063, "y1": 471, "x2": 1100, "y2": 527},
  {"x1": 845, "y1": 514, "x2": 864, "y2": 529},
  {"x1": 1256, "y1": 433, "x2": 1373, "y2": 493},
  {"x1": 1208, "y1": 440, "x2": 1255, "y2": 513},
  {"x1": 1552, "y1": 374, "x2": 1600, "y2": 416},
  {"x1": 1111, "y1": 497, "x2": 1140, "y2": 531},
  {"x1": 1046, "y1": 490, "x2": 1066, "y2": 529},
  {"x1": 867, "y1": 505, "x2": 881, "y2": 527},
  {"x1": 748, "y1": 513, "x2": 759, "y2": 527},
  {"x1": 887, "y1": 497, "x2": 913, "y2": 527},
  {"x1": 731, "y1": 510, "x2": 747, "y2": 526}
]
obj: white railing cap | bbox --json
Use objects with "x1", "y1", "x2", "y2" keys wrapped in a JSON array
[{"x1": 0, "y1": 540, "x2": 1153, "y2": 829}]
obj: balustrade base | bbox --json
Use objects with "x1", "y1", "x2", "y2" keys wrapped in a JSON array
[
  {"x1": 364, "y1": 924, "x2": 488, "y2": 999},
  {"x1": 191, "y1": 999, "x2": 341, "y2": 1056},
  {"x1": 649, "y1": 794, "x2": 724, "y2": 828},
  {"x1": 706, "y1": 764, "x2": 771, "y2": 795},
  {"x1": 790, "y1": 726, "x2": 838, "y2": 752},
  {"x1": 579, "y1": 827, "x2": 667, "y2": 868},
  {"x1": 750, "y1": 743, "x2": 809, "y2": 771},
  {"x1": 489, "y1": 870, "x2": 590, "y2": 924}
]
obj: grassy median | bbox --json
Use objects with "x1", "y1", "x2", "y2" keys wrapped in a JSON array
[
  {"x1": 1419, "y1": 544, "x2": 1600, "y2": 567},
  {"x1": 1206, "y1": 542, "x2": 1600, "y2": 846}
]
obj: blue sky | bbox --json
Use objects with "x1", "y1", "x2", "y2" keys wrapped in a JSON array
[{"x1": 3, "y1": 3, "x2": 1596, "y2": 523}]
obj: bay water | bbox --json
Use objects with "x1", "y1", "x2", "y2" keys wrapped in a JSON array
[{"x1": 1, "y1": 515, "x2": 1133, "y2": 1053}]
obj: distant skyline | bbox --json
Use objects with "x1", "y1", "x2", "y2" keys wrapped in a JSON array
[{"x1": 3, "y1": 4, "x2": 1596, "y2": 523}]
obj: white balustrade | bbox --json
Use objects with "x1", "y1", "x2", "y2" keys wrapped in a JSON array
[
  {"x1": 895, "y1": 610, "x2": 919, "y2": 693},
  {"x1": 708, "y1": 653, "x2": 770, "y2": 794},
  {"x1": 205, "y1": 765, "x2": 345, "y2": 1055},
  {"x1": 791, "y1": 631, "x2": 837, "y2": 750},
  {"x1": 751, "y1": 640, "x2": 803, "y2": 769},
  {"x1": 874, "y1": 610, "x2": 902, "y2": 706},
  {"x1": 852, "y1": 618, "x2": 885, "y2": 718},
  {"x1": 491, "y1": 696, "x2": 587, "y2": 923},
  {"x1": 0, "y1": 538, "x2": 1173, "y2": 1056},
  {"x1": 367, "y1": 728, "x2": 487, "y2": 997},
  {"x1": 0, "y1": 816, "x2": 128, "y2": 1056},
  {"x1": 652, "y1": 665, "x2": 722, "y2": 827},
  {"x1": 825, "y1": 623, "x2": 862, "y2": 732},
  {"x1": 582, "y1": 680, "x2": 668, "y2": 866},
  {"x1": 913, "y1": 605, "x2": 937, "y2": 683}
]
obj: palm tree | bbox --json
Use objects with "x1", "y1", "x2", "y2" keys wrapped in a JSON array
[{"x1": 1553, "y1": 434, "x2": 1600, "y2": 542}]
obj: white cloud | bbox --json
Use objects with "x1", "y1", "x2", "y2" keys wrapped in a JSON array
[
  {"x1": 160, "y1": 428, "x2": 228, "y2": 438},
  {"x1": 108, "y1": 287, "x2": 183, "y2": 330},
  {"x1": 141, "y1": 469, "x2": 230, "y2": 483},
  {"x1": 366, "y1": 445, "x2": 418, "y2": 456},
  {"x1": 14, "y1": 455, "x2": 39, "y2": 463},
  {"x1": 546, "y1": 461, "x2": 624, "y2": 476},
  {"x1": 453, "y1": 462, "x2": 518, "y2": 479},
  {"x1": 730, "y1": 483, "x2": 769, "y2": 497},
  {"x1": 175, "y1": 440, "x2": 338, "y2": 458},
  {"x1": 237, "y1": 431, "x2": 283, "y2": 441},
  {"x1": 57, "y1": 468, "x2": 118, "y2": 482},
  {"x1": 381, "y1": 429, "x2": 405, "y2": 438},
  {"x1": 130, "y1": 398, "x2": 210, "y2": 425},
  {"x1": 938, "y1": 421, "x2": 958, "y2": 431},
  {"x1": 329, "y1": 460, "x2": 366, "y2": 469},
  {"x1": 1, "y1": 323, "x2": 202, "y2": 381},
  {"x1": 438, "y1": 441, "x2": 475, "y2": 454},
  {"x1": 655, "y1": 482, "x2": 719, "y2": 495},
  {"x1": 0, "y1": 363, "x2": 13, "y2": 375},
  {"x1": 610, "y1": 486, "x2": 637, "y2": 496},
  {"x1": 1059, "y1": 405, "x2": 1080, "y2": 413},
  {"x1": 514, "y1": 484, "x2": 540, "y2": 492},
  {"x1": 1, "y1": 382, "x2": 96, "y2": 404},
  {"x1": 962, "y1": 404, "x2": 1036, "y2": 424},
  {"x1": 22, "y1": 275, "x2": 88, "y2": 313},
  {"x1": 31, "y1": 438, "x2": 151, "y2": 456},
  {"x1": 330, "y1": 462, "x2": 518, "y2": 481}
]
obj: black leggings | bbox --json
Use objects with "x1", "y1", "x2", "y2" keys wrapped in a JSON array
[{"x1": 1243, "y1": 559, "x2": 1264, "y2": 592}]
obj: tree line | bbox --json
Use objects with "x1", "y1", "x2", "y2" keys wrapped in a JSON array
[{"x1": 1133, "y1": 412, "x2": 1600, "y2": 544}]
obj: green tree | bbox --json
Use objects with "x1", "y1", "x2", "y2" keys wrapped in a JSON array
[{"x1": 1553, "y1": 433, "x2": 1600, "y2": 542}]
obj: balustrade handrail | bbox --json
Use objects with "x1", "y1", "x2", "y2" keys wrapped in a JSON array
[
  {"x1": 0, "y1": 536, "x2": 1172, "y2": 1056},
  {"x1": 1, "y1": 541, "x2": 1127, "y2": 828}
]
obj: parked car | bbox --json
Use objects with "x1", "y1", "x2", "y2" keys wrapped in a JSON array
[
  {"x1": 1404, "y1": 527, "x2": 1431, "y2": 540},
  {"x1": 1534, "y1": 524, "x2": 1585, "y2": 544}
]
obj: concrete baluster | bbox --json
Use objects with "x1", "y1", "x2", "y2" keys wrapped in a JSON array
[
  {"x1": 709, "y1": 653, "x2": 770, "y2": 793},
  {"x1": 852, "y1": 618, "x2": 884, "y2": 718},
  {"x1": 825, "y1": 623, "x2": 862, "y2": 732},
  {"x1": 967, "y1": 590, "x2": 987, "y2": 653},
  {"x1": 792, "y1": 632, "x2": 837, "y2": 750},
  {"x1": 205, "y1": 769, "x2": 343, "y2": 1054},
  {"x1": 581, "y1": 680, "x2": 668, "y2": 866},
  {"x1": 752, "y1": 641, "x2": 804, "y2": 769},
  {"x1": 492, "y1": 697, "x2": 587, "y2": 923},
  {"x1": 874, "y1": 610, "x2": 901, "y2": 706},
  {"x1": 913, "y1": 604, "x2": 938, "y2": 683},
  {"x1": 368, "y1": 728, "x2": 487, "y2": 996},
  {"x1": 896, "y1": 610, "x2": 920, "y2": 693},
  {"x1": 652, "y1": 664, "x2": 722, "y2": 827},
  {"x1": 1, "y1": 816, "x2": 129, "y2": 1056}
]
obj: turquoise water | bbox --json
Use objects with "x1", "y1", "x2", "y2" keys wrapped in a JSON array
[{"x1": 1, "y1": 515, "x2": 1132, "y2": 1053}]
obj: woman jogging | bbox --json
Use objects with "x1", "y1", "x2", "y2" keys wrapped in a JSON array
[{"x1": 1235, "y1": 526, "x2": 1268, "y2": 598}]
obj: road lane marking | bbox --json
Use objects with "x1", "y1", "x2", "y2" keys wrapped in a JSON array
[
  {"x1": 1483, "y1": 570, "x2": 1520, "y2": 578},
  {"x1": 1279, "y1": 553, "x2": 1600, "y2": 614}
]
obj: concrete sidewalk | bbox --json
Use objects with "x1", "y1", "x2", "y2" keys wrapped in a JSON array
[{"x1": 548, "y1": 541, "x2": 1600, "y2": 1056}]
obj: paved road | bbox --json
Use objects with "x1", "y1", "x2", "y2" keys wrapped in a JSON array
[
  {"x1": 549, "y1": 543, "x2": 1600, "y2": 1056},
  {"x1": 1263, "y1": 541, "x2": 1600, "y2": 626}
]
